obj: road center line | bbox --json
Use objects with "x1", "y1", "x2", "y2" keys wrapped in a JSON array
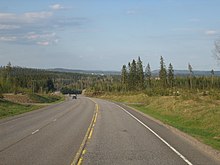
[
  {"x1": 32, "y1": 129, "x2": 39, "y2": 135},
  {"x1": 115, "y1": 104, "x2": 193, "y2": 165}
]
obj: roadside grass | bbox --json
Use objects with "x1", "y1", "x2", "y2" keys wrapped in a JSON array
[
  {"x1": 28, "y1": 94, "x2": 64, "y2": 103},
  {"x1": 0, "y1": 94, "x2": 65, "y2": 119},
  {"x1": 98, "y1": 93, "x2": 220, "y2": 151},
  {"x1": 0, "y1": 99, "x2": 42, "y2": 119}
]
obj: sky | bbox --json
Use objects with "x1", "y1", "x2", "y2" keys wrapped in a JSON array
[{"x1": 0, "y1": 0, "x2": 219, "y2": 71}]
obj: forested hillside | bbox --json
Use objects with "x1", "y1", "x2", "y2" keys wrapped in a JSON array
[
  {"x1": 1, "y1": 56, "x2": 220, "y2": 98},
  {"x1": 0, "y1": 62, "x2": 119, "y2": 97}
]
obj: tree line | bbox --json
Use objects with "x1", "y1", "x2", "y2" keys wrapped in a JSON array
[
  {"x1": 120, "y1": 56, "x2": 220, "y2": 96},
  {"x1": 0, "y1": 62, "x2": 118, "y2": 97}
]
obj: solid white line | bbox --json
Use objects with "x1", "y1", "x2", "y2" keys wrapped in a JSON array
[
  {"x1": 32, "y1": 129, "x2": 39, "y2": 135},
  {"x1": 115, "y1": 104, "x2": 193, "y2": 165}
]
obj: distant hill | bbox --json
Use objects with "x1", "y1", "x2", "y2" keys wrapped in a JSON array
[
  {"x1": 48, "y1": 68, "x2": 121, "y2": 75},
  {"x1": 49, "y1": 68, "x2": 220, "y2": 77},
  {"x1": 152, "y1": 70, "x2": 220, "y2": 77}
]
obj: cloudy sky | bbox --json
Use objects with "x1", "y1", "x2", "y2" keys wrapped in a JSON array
[{"x1": 0, "y1": 0, "x2": 219, "y2": 71}]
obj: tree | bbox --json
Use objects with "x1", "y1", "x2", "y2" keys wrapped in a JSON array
[
  {"x1": 0, "y1": 84, "x2": 3, "y2": 99},
  {"x1": 168, "y1": 63, "x2": 174, "y2": 88},
  {"x1": 145, "y1": 63, "x2": 152, "y2": 88},
  {"x1": 214, "y1": 40, "x2": 220, "y2": 61},
  {"x1": 46, "y1": 78, "x2": 56, "y2": 92},
  {"x1": 159, "y1": 56, "x2": 167, "y2": 87},
  {"x1": 121, "y1": 65, "x2": 128, "y2": 91},
  {"x1": 129, "y1": 59, "x2": 137, "y2": 90},
  {"x1": 127, "y1": 62, "x2": 131, "y2": 90},
  {"x1": 6, "y1": 62, "x2": 12, "y2": 80},
  {"x1": 188, "y1": 63, "x2": 193, "y2": 89},
  {"x1": 211, "y1": 69, "x2": 214, "y2": 88},
  {"x1": 136, "y1": 56, "x2": 144, "y2": 90}
]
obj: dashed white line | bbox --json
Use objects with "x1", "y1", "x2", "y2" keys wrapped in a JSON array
[
  {"x1": 32, "y1": 129, "x2": 39, "y2": 135},
  {"x1": 115, "y1": 104, "x2": 193, "y2": 165}
]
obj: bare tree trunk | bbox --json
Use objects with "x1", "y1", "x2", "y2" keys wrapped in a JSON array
[{"x1": 214, "y1": 40, "x2": 220, "y2": 61}]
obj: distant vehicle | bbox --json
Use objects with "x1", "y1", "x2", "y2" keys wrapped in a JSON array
[{"x1": 72, "y1": 94, "x2": 77, "y2": 99}]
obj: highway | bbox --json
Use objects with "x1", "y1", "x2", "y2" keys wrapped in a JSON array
[
  {"x1": 82, "y1": 98, "x2": 220, "y2": 165},
  {"x1": 0, "y1": 96, "x2": 219, "y2": 165},
  {"x1": 0, "y1": 96, "x2": 95, "y2": 165}
]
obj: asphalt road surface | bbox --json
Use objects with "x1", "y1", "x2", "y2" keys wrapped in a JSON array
[
  {"x1": 0, "y1": 96, "x2": 95, "y2": 165},
  {"x1": 1, "y1": 96, "x2": 219, "y2": 165},
  {"x1": 83, "y1": 98, "x2": 220, "y2": 165}
]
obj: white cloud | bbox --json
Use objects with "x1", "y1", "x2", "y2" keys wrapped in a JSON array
[
  {"x1": 0, "y1": 12, "x2": 53, "y2": 24},
  {"x1": 0, "y1": 36, "x2": 17, "y2": 41},
  {"x1": 50, "y1": 4, "x2": 65, "y2": 10},
  {"x1": 37, "y1": 41, "x2": 50, "y2": 46},
  {"x1": 0, "y1": 13, "x2": 16, "y2": 20},
  {"x1": 24, "y1": 12, "x2": 53, "y2": 20},
  {"x1": 0, "y1": 10, "x2": 87, "y2": 46},
  {"x1": 0, "y1": 24, "x2": 20, "y2": 30},
  {"x1": 126, "y1": 10, "x2": 136, "y2": 15},
  {"x1": 205, "y1": 30, "x2": 218, "y2": 35}
]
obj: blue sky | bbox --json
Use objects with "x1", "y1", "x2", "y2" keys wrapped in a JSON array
[{"x1": 0, "y1": 0, "x2": 219, "y2": 71}]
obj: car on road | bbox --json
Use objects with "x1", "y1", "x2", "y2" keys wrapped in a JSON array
[{"x1": 72, "y1": 94, "x2": 77, "y2": 99}]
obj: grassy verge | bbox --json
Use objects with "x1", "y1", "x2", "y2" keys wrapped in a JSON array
[
  {"x1": 28, "y1": 94, "x2": 64, "y2": 103},
  {"x1": 97, "y1": 93, "x2": 220, "y2": 151},
  {"x1": 0, "y1": 94, "x2": 65, "y2": 119},
  {"x1": 0, "y1": 99, "x2": 42, "y2": 119}
]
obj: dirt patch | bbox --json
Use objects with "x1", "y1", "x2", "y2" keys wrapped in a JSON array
[{"x1": 3, "y1": 94, "x2": 33, "y2": 104}]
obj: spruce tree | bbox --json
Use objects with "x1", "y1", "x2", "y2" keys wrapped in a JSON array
[
  {"x1": 211, "y1": 69, "x2": 214, "y2": 88},
  {"x1": 159, "y1": 56, "x2": 167, "y2": 88},
  {"x1": 168, "y1": 63, "x2": 174, "y2": 88},
  {"x1": 121, "y1": 65, "x2": 128, "y2": 91},
  {"x1": 130, "y1": 59, "x2": 137, "y2": 90},
  {"x1": 188, "y1": 63, "x2": 193, "y2": 89},
  {"x1": 145, "y1": 63, "x2": 152, "y2": 88},
  {"x1": 136, "y1": 56, "x2": 144, "y2": 90}
]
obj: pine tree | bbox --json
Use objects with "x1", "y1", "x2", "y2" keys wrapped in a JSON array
[
  {"x1": 136, "y1": 56, "x2": 144, "y2": 90},
  {"x1": 188, "y1": 63, "x2": 193, "y2": 89},
  {"x1": 127, "y1": 62, "x2": 131, "y2": 90},
  {"x1": 130, "y1": 59, "x2": 137, "y2": 90},
  {"x1": 121, "y1": 65, "x2": 128, "y2": 91},
  {"x1": 145, "y1": 63, "x2": 152, "y2": 88},
  {"x1": 168, "y1": 63, "x2": 174, "y2": 88},
  {"x1": 211, "y1": 69, "x2": 214, "y2": 88},
  {"x1": 159, "y1": 56, "x2": 167, "y2": 87}
]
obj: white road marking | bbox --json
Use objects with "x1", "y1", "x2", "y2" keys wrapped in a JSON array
[
  {"x1": 32, "y1": 129, "x2": 39, "y2": 135},
  {"x1": 115, "y1": 104, "x2": 193, "y2": 165}
]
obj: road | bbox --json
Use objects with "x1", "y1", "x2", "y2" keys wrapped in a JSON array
[
  {"x1": 0, "y1": 96, "x2": 95, "y2": 165},
  {"x1": 82, "y1": 98, "x2": 220, "y2": 165},
  {"x1": 0, "y1": 96, "x2": 219, "y2": 165}
]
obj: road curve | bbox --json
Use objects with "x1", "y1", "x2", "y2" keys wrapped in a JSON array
[
  {"x1": 83, "y1": 98, "x2": 220, "y2": 165},
  {"x1": 0, "y1": 96, "x2": 95, "y2": 165}
]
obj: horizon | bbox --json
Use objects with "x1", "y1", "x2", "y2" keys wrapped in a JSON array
[
  {"x1": 0, "y1": 1, "x2": 220, "y2": 71},
  {"x1": 2, "y1": 64, "x2": 220, "y2": 73}
]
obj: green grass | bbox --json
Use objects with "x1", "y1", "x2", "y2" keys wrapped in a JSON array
[
  {"x1": 97, "y1": 93, "x2": 220, "y2": 151},
  {"x1": 28, "y1": 94, "x2": 63, "y2": 103},
  {"x1": 0, "y1": 94, "x2": 64, "y2": 119},
  {"x1": 0, "y1": 99, "x2": 42, "y2": 119}
]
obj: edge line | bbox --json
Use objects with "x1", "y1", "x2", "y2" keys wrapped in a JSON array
[{"x1": 114, "y1": 103, "x2": 193, "y2": 165}]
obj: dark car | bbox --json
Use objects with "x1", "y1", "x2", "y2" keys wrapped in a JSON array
[{"x1": 72, "y1": 94, "x2": 77, "y2": 99}]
